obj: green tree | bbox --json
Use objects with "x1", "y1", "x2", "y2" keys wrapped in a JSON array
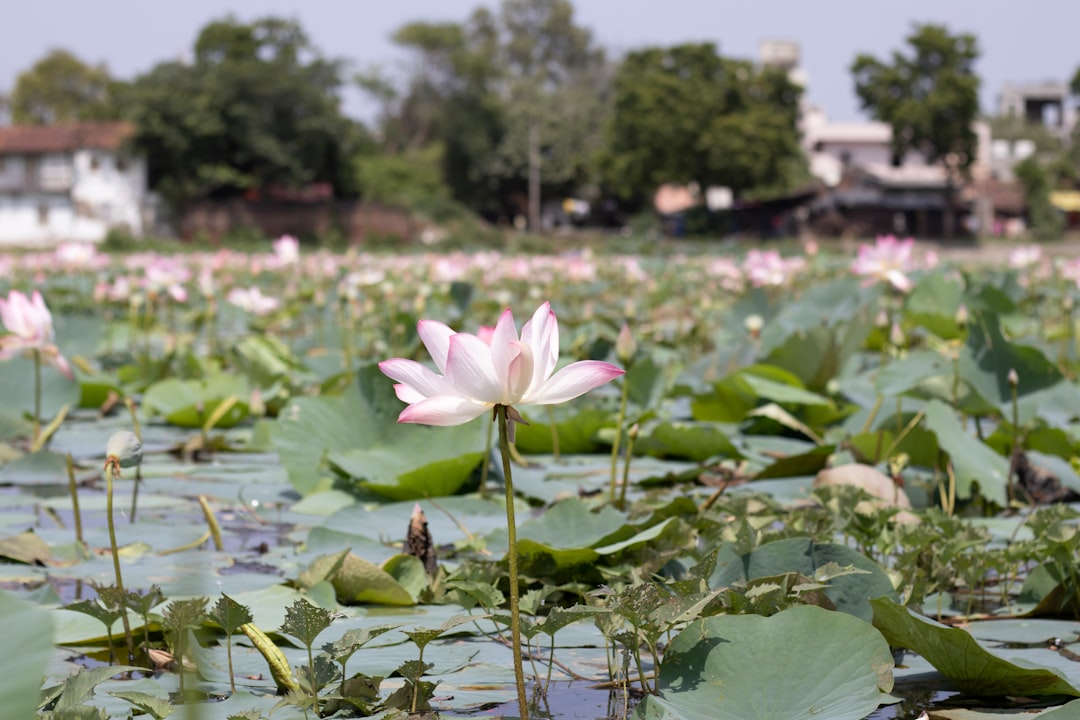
[
  {"x1": 364, "y1": 0, "x2": 608, "y2": 224},
  {"x1": 851, "y1": 23, "x2": 980, "y2": 237},
  {"x1": 600, "y1": 42, "x2": 806, "y2": 204},
  {"x1": 1014, "y1": 156, "x2": 1064, "y2": 240},
  {"x1": 10, "y1": 49, "x2": 120, "y2": 124},
  {"x1": 485, "y1": 0, "x2": 609, "y2": 229},
  {"x1": 122, "y1": 16, "x2": 361, "y2": 209}
]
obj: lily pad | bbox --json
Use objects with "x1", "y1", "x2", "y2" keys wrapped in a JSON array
[
  {"x1": 271, "y1": 364, "x2": 486, "y2": 499},
  {"x1": 871, "y1": 597, "x2": 1080, "y2": 696},
  {"x1": 635, "y1": 605, "x2": 894, "y2": 720},
  {"x1": 0, "y1": 590, "x2": 54, "y2": 720},
  {"x1": 300, "y1": 549, "x2": 415, "y2": 606},
  {"x1": 142, "y1": 375, "x2": 251, "y2": 428},
  {"x1": 710, "y1": 537, "x2": 898, "y2": 622},
  {"x1": 923, "y1": 399, "x2": 1009, "y2": 505}
]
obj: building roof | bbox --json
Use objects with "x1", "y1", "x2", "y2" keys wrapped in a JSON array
[
  {"x1": 807, "y1": 121, "x2": 892, "y2": 145},
  {"x1": 861, "y1": 163, "x2": 949, "y2": 188},
  {"x1": 0, "y1": 122, "x2": 135, "y2": 155}
]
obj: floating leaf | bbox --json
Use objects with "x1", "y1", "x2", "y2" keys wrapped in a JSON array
[
  {"x1": 635, "y1": 605, "x2": 894, "y2": 720},
  {"x1": 0, "y1": 529, "x2": 50, "y2": 564},
  {"x1": 710, "y1": 537, "x2": 898, "y2": 622},
  {"x1": 516, "y1": 404, "x2": 615, "y2": 454},
  {"x1": 109, "y1": 690, "x2": 173, "y2": 719},
  {"x1": 272, "y1": 365, "x2": 485, "y2": 499},
  {"x1": 301, "y1": 550, "x2": 415, "y2": 606},
  {"x1": 0, "y1": 591, "x2": 54, "y2": 720},
  {"x1": 923, "y1": 399, "x2": 1009, "y2": 505},
  {"x1": 142, "y1": 375, "x2": 251, "y2": 428},
  {"x1": 871, "y1": 597, "x2": 1080, "y2": 696}
]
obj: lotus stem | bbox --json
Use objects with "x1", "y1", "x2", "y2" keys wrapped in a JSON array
[
  {"x1": 618, "y1": 423, "x2": 638, "y2": 510},
  {"x1": 198, "y1": 496, "x2": 224, "y2": 551},
  {"x1": 125, "y1": 398, "x2": 143, "y2": 522},
  {"x1": 105, "y1": 462, "x2": 135, "y2": 662},
  {"x1": 65, "y1": 453, "x2": 84, "y2": 550},
  {"x1": 609, "y1": 377, "x2": 630, "y2": 504},
  {"x1": 497, "y1": 404, "x2": 529, "y2": 720},
  {"x1": 32, "y1": 348, "x2": 42, "y2": 446}
]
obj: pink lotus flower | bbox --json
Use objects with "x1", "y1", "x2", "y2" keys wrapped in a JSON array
[
  {"x1": 743, "y1": 249, "x2": 804, "y2": 288},
  {"x1": 272, "y1": 235, "x2": 300, "y2": 265},
  {"x1": 379, "y1": 302, "x2": 624, "y2": 426},
  {"x1": 0, "y1": 290, "x2": 72, "y2": 378},
  {"x1": 1008, "y1": 245, "x2": 1042, "y2": 269},
  {"x1": 226, "y1": 286, "x2": 280, "y2": 316},
  {"x1": 851, "y1": 235, "x2": 915, "y2": 292}
]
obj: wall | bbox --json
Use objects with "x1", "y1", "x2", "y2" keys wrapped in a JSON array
[
  {"x1": 178, "y1": 200, "x2": 416, "y2": 245},
  {"x1": 0, "y1": 149, "x2": 149, "y2": 244}
]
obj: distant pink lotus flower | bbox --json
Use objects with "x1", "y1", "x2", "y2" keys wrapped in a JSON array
[
  {"x1": 851, "y1": 235, "x2": 915, "y2": 292},
  {"x1": 743, "y1": 249, "x2": 804, "y2": 287},
  {"x1": 54, "y1": 241, "x2": 103, "y2": 270},
  {"x1": 142, "y1": 258, "x2": 191, "y2": 302},
  {"x1": 1008, "y1": 245, "x2": 1042, "y2": 269},
  {"x1": 379, "y1": 302, "x2": 624, "y2": 427},
  {"x1": 0, "y1": 290, "x2": 72, "y2": 378},
  {"x1": 273, "y1": 235, "x2": 300, "y2": 265},
  {"x1": 226, "y1": 286, "x2": 280, "y2": 316}
]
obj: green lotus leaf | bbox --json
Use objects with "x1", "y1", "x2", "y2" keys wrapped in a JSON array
[{"x1": 636, "y1": 605, "x2": 894, "y2": 720}]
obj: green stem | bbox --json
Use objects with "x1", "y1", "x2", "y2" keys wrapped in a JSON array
[
  {"x1": 497, "y1": 405, "x2": 529, "y2": 720},
  {"x1": 126, "y1": 399, "x2": 143, "y2": 522},
  {"x1": 1009, "y1": 382, "x2": 1020, "y2": 505},
  {"x1": 609, "y1": 379, "x2": 629, "y2": 503},
  {"x1": 106, "y1": 468, "x2": 135, "y2": 663},
  {"x1": 32, "y1": 348, "x2": 41, "y2": 446},
  {"x1": 341, "y1": 300, "x2": 353, "y2": 376},
  {"x1": 226, "y1": 632, "x2": 236, "y2": 693},
  {"x1": 65, "y1": 453, "x2": 84, "y2": 549},
  {"x1": 307, "y1": 643, "x2": 319, "y2": 715},
  {"x1": 618, "y1": 424, "x2": 637, "y2": 510}
]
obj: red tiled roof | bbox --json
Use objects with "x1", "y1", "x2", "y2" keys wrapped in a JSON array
[{"x1": 0, "y1": 122, "x2": 135, "y2": 155}]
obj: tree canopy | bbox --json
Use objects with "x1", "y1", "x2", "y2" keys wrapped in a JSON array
[
  {"x1": 10, "y1": 49, "x2": 120, "y2": 125},
  {"x1": 121, "y1": 16, "x2": 361, "y2": 209},
  {"x1": 851, "y1": 23, "x2": 980, "y2": 173},
  {"x1": 599, "y1": 42, "x2": 806, "y2": 203},
  {"x1": 360, "y1": 0, "x2": 609, "y2": 221}
]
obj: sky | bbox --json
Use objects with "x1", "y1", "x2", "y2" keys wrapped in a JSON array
[{"x1": 2, "y1": 0, "x2": 1078, "y2": 124}]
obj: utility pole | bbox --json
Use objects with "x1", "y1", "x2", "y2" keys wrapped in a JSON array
[{"x1": 528, "y1": 122, "x2": 541, "y2": 232}]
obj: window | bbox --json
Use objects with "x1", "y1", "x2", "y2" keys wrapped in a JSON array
[
  {"x1": 37, "y1": 204, "x2": 49, "y2": 225},
  {"x1": 116, "y1": 155, "x2": 127, "y2": 172},
  {"x1": 89, "y1": 154, "x2": 100, "y2": 171}
]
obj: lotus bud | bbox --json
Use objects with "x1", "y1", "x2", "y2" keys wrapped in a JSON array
[
  {"x1": 106, "y1": 430, "x2": 143, "y2": 469},
  {"x1": 875, "y1": 309, "x2": 889, "y2": 329},
  {"x1": 616, "y1": 323, "x2": 637, "y2": 365},
  {"x1": 744, "y1": 314, "x2": 763, "y2": 340},
  {"x1": 1008, "y1": 368, "x2": 1019, "y2": 387},
  {"x1": 889, "y1": 322, "x2": 905, "y2": 348},
  {"x1": 250, "y1": 387, "x2": 266, "y2": 417},
  {"x1": 955, "y1": 304, "x2": 969, "y2": 327}
]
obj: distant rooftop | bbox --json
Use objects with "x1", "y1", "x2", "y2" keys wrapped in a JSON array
[
  {"x1": 808, "y1": 121, "x2": 892, "y2": 144},
  {"x1": 0, "y1": 122, "x2": 134, "y2": 155}
]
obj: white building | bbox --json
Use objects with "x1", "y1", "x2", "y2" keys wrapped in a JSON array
[
  {"x1": 800, "y1": 106, "x2": 992, "y2": 188},
  {"x1": 0, "y1": 122, "x2": 149, "y2": 245}
]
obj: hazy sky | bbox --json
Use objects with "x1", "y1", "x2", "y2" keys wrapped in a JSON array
[{"x1": 3, "y1": 0, "x2": 1078, "y2": 123}]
